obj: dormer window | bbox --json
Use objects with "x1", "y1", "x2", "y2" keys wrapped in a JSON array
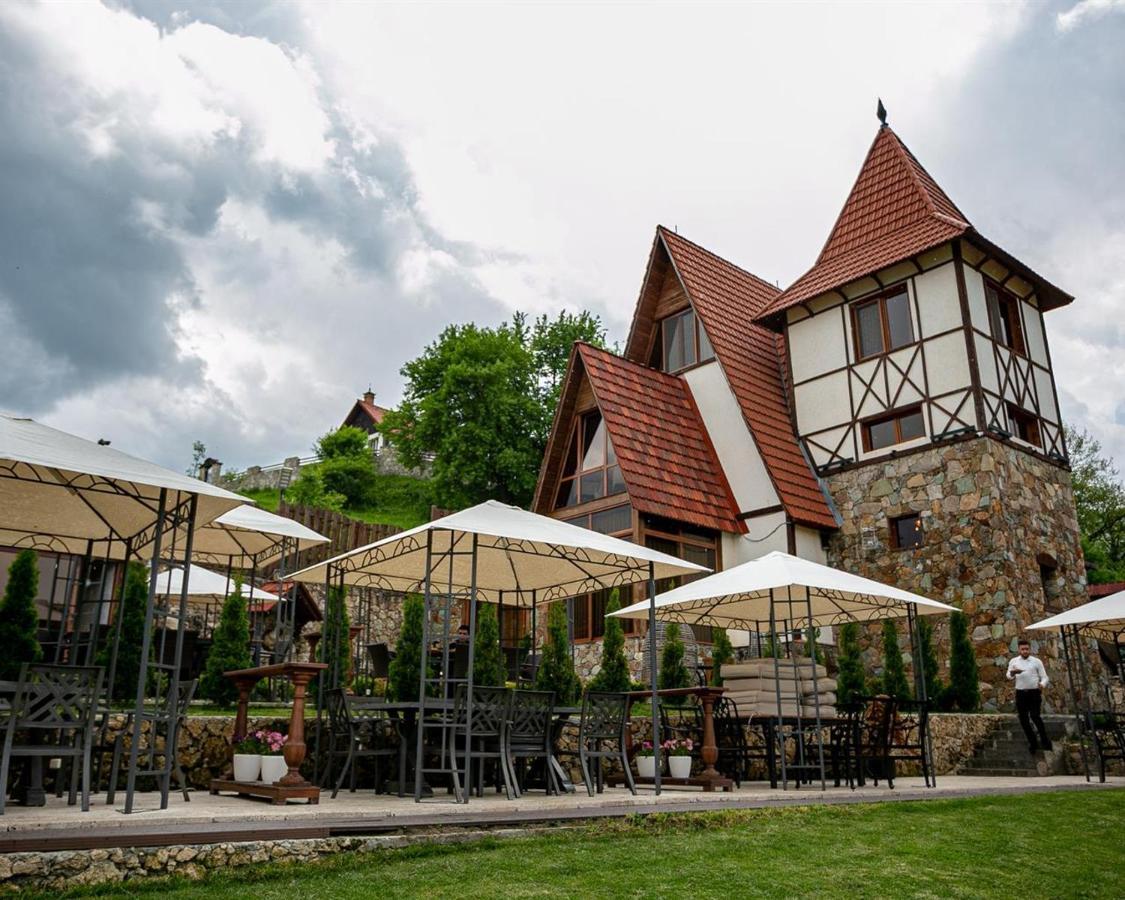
[
  {"x1": 985, "y1": 281, "x2": 1025, "y2": 355},
  {"x1": 660, "y1": 309, "x2": 714, "y2": 373},
  {"x1": 851, "y1": 288, "x2": 914, "y2": 361},
  {"x1": 555, "y1": 411, "x2": 625, "y2": 508}
]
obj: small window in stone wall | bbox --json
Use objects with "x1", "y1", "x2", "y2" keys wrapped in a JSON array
[
  {"x1": 1039, "y1": 553, "x2": 1062, "y2": 612},
  {"x1": 890, "y1": 513, "x2": 923, "y2": 550}
]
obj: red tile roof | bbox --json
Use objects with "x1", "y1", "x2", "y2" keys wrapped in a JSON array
[
  {"x1": 1089, "y1": 581, "x2": 1125, "y2": 600},
  {"x1": 757, "y1": 126, "x2": 969, "y2": 321},
  {"x1": 575, "y1": 343, "x2": 744, "y2": 533},
  {"x1": 758, "y1": 125, "x2": 1073, "y2": 322},
  {"x1": 657, "y1": 229, "x2": 838, "y2": 530},
  {"x1": 357, "y1": 399, "x2": 387, "y2": 425}
]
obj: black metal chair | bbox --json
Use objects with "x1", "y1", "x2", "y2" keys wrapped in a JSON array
[
  {"x1": 1, "y1": 664, "x2": 103, "y2": 814},
  {"x1": 713, "y1": 697, "x2": 768, "y2": 787},
  {"x1": 1089, "y1": 710, "x2": 1125, "y2": 782},
  {"x1": 576, "y1": 691, "x2": 634, "y2": 797},
  {"x1": 452, "y1": 684, "x2": 516, "y2": 799},
  {"x1": 507, "y1": 689, "x2": 558, "y2": 796},
  {"x1": 519, "y1": 653, "x2": 541, "y2": 686},
  {"x1": 851, "y1": 695, "x2": 897, "y2": 788},
  {"x1": 888, "y1": 698, "x2": 933, "y2": 787},
  {"x1": 327, "y1": 689, "x2": 405, "y2": 798},
  {"x1": 105, "y1": 679, "x2": 197, "y2": 805}
]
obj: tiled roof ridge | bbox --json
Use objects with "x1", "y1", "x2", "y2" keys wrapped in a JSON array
[{"x1": 657, "y1": 225, "x2": 781, "y2": 302}]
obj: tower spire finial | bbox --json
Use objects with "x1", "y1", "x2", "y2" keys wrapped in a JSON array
[{"x1": 876, "y1": 98, "x2": 888, "y2": 127}]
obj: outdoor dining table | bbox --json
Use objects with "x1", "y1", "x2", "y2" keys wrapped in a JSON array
[{"x1": 756, "y1": 714, "x2": 846, "y2": 789}]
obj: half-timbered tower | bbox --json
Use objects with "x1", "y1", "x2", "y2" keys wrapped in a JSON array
[{"x1": 533, "y1": 121, "x2": 1086, "y2": 708}]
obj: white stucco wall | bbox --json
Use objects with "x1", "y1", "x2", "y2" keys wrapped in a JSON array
[{"x1": 682, "y1": 361, "x2": 779, "y2": 512}]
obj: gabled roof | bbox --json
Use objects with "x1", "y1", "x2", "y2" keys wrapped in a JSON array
[
  {"x1": 534, "y1": 343, "x2": 744, "y2": 534},
  {"x1": 756, "y1": 125, "x2": 1072, "y2": 323},
  {"x1": 626, "y1": 228, "x2": 838, "y2": 530},
  {"x1": 344, "y1": 397, "x2": 388, "y2": 429}
]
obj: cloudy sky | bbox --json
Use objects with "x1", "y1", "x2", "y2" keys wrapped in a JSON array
[{"x1": 1, "y1": 0, "x2": 1122, "y2": 473}]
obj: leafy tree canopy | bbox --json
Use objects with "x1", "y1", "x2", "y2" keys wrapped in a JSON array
[
  {"x1": 1065, "y1": 425, "x2": 1125, "y2": 584},
  {"x1": 381, "y1": 310, "x2": 606, "y2": 509}
]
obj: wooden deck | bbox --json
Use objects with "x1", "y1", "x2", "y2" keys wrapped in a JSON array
[{"x1": 2, "y1": 775, "x2": 1121, "y2": 853}]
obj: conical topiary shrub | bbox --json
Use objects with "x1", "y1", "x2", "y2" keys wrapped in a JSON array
[
  {"x1": 879, "y1": 619, "x2": 911, "y2": 699},
  {"x1": 472, "y1": 603, "x2": 506, "y2": 686},
  {"x1": 200, "y1": 578, "x2": 252, "y2": 706},
  {"x1": 388, "y1": 593, "x2": 433, "y2": 701},
  {"x1": 97, "y1": 561, "x2": 147, "y2": 701},
  {"x1": 948, "y1": 611, "x2": 980, "y2": 711},
  {"x1": 835, "y1": 621, "x2": 866, "y2": 706},
  {"x1": 658, "y1": 622, "x2": 691, "y2": 698},
  {"x1": 534, "y1": 601, "x2": 581, "y2": 705},
  {"x1": 709, "y1": 627, "x2": 734, "y2": 687},
  {"x1": 588, "y1": 590, "x2": 631, "y2": 693},
  {"x1": 0, "y1": 549, "x2": 42, "y2": 680}
]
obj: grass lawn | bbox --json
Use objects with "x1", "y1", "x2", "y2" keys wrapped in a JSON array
[
  {"x1": 54, "y1": 789, "x2": 1125, "y2": 899},
  {"x1": 240, "y1": 472, "x2": 432, "y2": 531}
]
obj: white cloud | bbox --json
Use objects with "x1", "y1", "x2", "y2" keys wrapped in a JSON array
[{"x1": 1057, "y1": 0, "x2": 1125, "y2": 32}]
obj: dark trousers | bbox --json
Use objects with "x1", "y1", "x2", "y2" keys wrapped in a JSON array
[{"x1": 1016, "y1": 689, "x2": 1051, "y2": 750}]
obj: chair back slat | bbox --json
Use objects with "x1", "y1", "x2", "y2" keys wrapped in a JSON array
[
  {"x1": 579, "y1": 691, "x2": 629, "y2": 743},
  {"x1": 12, "y1": 664, "x2": 103, "y2": 730},
  {"x1": 510, "y1": 689, "x2": 554, "y2": 743}
]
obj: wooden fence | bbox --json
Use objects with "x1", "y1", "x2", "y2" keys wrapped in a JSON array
[{"x1": 276, "y1": 502, "x2": 403, "y2": 571}]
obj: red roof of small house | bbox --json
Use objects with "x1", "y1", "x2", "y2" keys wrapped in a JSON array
[
  {"x1": 257, "y1": 580, "x2": 322, "y2": 623},
  {"x1": 1089, "y1": 581, "x2": 1125, "y2": 600},
  {"x1": 536, "y1": 343, "x2": 744, "y2": 534},
  {"x1": 343, "y1": 396, "x2": 389, "y2": 432},
  {"x1": 654, "y1": 228, "x2": 838, "y2": 530},
  {"x1": 756, "y1": 125, "x2": 1072, "y2": 324}
]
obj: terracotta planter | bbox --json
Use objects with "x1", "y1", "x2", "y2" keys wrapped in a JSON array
[
  {"x1": 636, "y1": 755, "x2": 657, "y2": 779},
  {"x1": 260, "y1": 754, "x2": 288, "y2": 784},
  {"x1": 669, "y1": 756, "x2": 692, "y2": 779},
  {"x1": 233, "y1": 753, "x2": 260, "y2": 782}
]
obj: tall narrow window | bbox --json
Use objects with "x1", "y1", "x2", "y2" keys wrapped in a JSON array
[
  {"x1": 1006, "y1": 403, "x2": 1041, "y2": 448},
  {"x1": 660, "y1": 309, "x2": 715, "y2": 372},
  {"x1": 985, "y1": 282, "x2": 1026, "y2": 355},
  {"x1": 852, "y1": 288, "x2": 915, "y2": 360},
  {"x1": 554, "y1": 411, "x2": 625, "y2": 509}
]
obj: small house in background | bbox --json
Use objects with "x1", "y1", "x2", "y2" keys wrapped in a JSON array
[{"x1": 342, "y1": 389, "x2": 390, "y2": 451}]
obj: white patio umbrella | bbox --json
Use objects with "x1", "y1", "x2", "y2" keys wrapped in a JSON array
[
  {"x1": 191, "y1": 504, "x2": 329, "y2": 569},
  {"x1": 0, "y1": 413, "x2": 250, "y2": 813},
  {"x1": 1027, "y1": 590, "x2": 1125, "y2": 781},
  {"x1": 152, "y1": 565, "x2": 280, "y2": 603},
  {"x1": 610, "y1": 551, "x2": 958, "y2": 790},
  {"x1": 289, "y1": 499, "x2": 709, "y2": 801}
]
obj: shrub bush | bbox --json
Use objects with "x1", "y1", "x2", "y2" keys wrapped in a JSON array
[
  {"x1": 472, "y1": 603, "x2": 506, "y2": 686},
  {"x1": 948, "y1": 611, "x2": 980, "y2": 711},
  {"x1": 0, "y1": 549, "x2": 42, "y2": 680},
  {"x1": 388, "y1": 594, "x2": 433, "y2": 701},
  {"x1": 588, "y1": 590, "x2": 631, "y2": 693},
  {"x1": 835, "y1": 622, "x2": 866, "y2": 706},
  {"x1": 879, "y1": 620, "x2": 911, "y2": 699},
  {"x1": 535, "y1": 601, "x2": 581, "y2": 705},
  {"x1": 200, "y1": 579, "x2": 252, "y2": 705},
  {"x1": 658, "y1": 622, "x2": 691, "y2": 697}
]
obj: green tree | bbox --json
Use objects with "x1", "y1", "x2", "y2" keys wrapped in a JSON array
[
  {"x1": 802, "y1": 627, "x2": 824, "y2": 664},
  {"x1": 835, "y1": 622, "x2": 867, "y2": 707},
  {"x1": 319, "y1": 584, "x2": 353, "y2": 690},
  {"x1": 98, "y1": 562, "x2": 147, "y2": 701},
  {"x1": 588, "y1": 590, "x2": 631, "y2": 693},
  {"x1": 915, "y1": 615, "x2": 945, "y2": 708},
  {"x1": 388, "y1": 594, "x2": 433, "y2": 701},
  {"x1": 535, "y1": 601, "x2": 582, "y2": 704},
  {"x1": 658, "y1": 622, "x2": 691, "y2": 695},
  {"x1": 187, "y1": 440, "x2": 207, "y2": 478},
  {"x1": 0, "y1": 549, "x2": 42, "y2": 680},
  {"x1": 948, "y1": 611, "x2": 980, "y2": 712},
  {"x1": 710, "y1": 627, "x2": 734, "y2": 687},
  {"x1": 1065, "y1": 425, "x2": 1125, "y2": 584},
  {"x1": 286, "y1": 468, "x2": 346, "y2": 512},
  {"x1": 879, "y1": 620, "x2": 911, "y2": 699},
  {"x1": 200, "y1": 578, "x2": 252, "y2": 705},
  {"x1": 472, "y1": 603, "x2": 506, "y2": 686},
  {"x1": 381, "y1": 310, "x2": 606, "y2": 509}
]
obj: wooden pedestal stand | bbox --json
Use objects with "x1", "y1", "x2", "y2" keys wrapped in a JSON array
[{"x1": 209, "y1": 662, "x2": 327, "y2": 805}]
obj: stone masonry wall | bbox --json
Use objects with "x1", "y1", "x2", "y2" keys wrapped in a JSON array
[{"x1": 825, "y1": 436, "x2": 1093, "y2": 712}]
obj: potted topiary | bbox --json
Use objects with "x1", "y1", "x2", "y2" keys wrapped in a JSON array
[
  {"x1": 233, "y1": 732, "x2": 264, "y2": 782},
  {"x1": 256, "y1": 729, "x2": 289, "y2": 783},
  {"x1": 635, "y1": 740, "x2": 657, "y2": 779},
  {"x1": 664, "y1": 738, "x2": 693, "y2": 779}
]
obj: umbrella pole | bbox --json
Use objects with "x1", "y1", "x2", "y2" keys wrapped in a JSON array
[
  {"x1": 463, "y1": 534, "x2": 479, "y2": 805},
  {"x1": 1060, "y1": 625, "x2": 1092, "y2": 782},
  {"x1": 312, "y1": 562, "x2": 332, "y2": 787},
  {"x1": 908, "y1": 605, "x2": 935, "y2": 787},
  {"x1": 531, "y1": 590, "x2": 537, "y2": 682},
  {"x1": 567, "y1": 596, "x2": 575, "y2": 666},
  {"x1": 104, "y1": 538, "x2": 133, "y2": 705},
  {"x1": 648, "y1": 561, "x2": 660, "y2": 796},
  {"x1": 414, "y1": 531, "x2": 434, "y2": 803},
  {"x1": 804, "y1": 589, "x2": 826, "y2": 792},
  {"x1": 769, "y1": 591, "x2": 787, "y2": 790}
]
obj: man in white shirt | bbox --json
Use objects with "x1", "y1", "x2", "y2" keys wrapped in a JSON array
[{"x1": 1006, "y1": 638, "x2": 1052, "y2": 753}]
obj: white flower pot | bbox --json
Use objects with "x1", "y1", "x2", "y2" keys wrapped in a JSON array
[
  {"x1": 233, "y1": 753, "x2": 260, "y2": 783},
  {"x1": 260, "y1": 755, "x2": 289, "y2": 784},
  {"x1": 636, "y1": 755, "x2": 657, "y2": 779},
  {"x1": 669, "y1": 756, "x2": 692, "y2": 779}
]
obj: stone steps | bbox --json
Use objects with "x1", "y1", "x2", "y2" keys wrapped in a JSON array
[{"x1": 956, "y1": 716, "x2": 1073, "y2": 778}]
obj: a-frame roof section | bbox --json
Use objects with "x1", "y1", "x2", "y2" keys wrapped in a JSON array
[
  {"x1": 532, "y1": 343, "x2": 744, "y2": 534},
  {"x1": 626, "y1": 228, "x2": 837, "y2": 530},
  {"x1": 758, "y1": 125, "x2": 1072, "y2": 322}
]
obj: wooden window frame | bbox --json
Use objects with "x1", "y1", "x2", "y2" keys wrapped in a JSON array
[
  {"x1": 860, "y1": 405, "x2": 926, "y2": 453},
  {"x1": 554, "y1": 410, "x2": 625, "y2": 510},
  {"x1": 1006, "y1": 402, "x2": 1042, "y2": 448},
  {"x1": 850, "y1": 286, "x2": 916, "y2": 362},
  {"x1": 641, "y1": 516, "x2": 719, "y2": 644},
  {"x1": 985, "y1": 279, "x2": 1027, "y2": 357},
  {"x1": 660, "y1": 308, "x2": 715, "y2": 374},
  {"x1": 889, "y1": 512, "x2": 924, "y2": 550},
  {"x1": 558, "y1": 506, "x2": 638, "y2": 640}
]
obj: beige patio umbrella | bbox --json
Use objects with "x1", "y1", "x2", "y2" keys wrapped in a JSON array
[{"x1": 289, "y1": 499, "x2": 708, "y2": 800}]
